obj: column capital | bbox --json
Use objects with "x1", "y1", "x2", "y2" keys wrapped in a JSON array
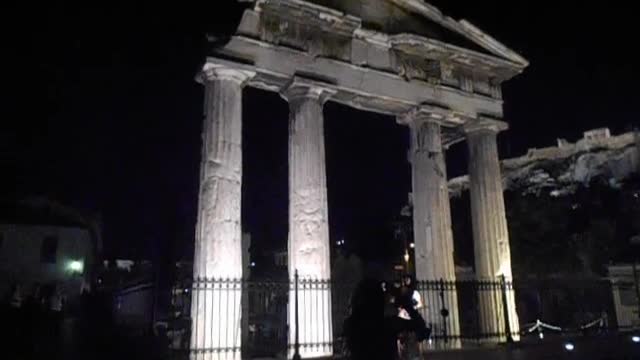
[
  {"x1": 463, "y1": 117, "x2": 509, "y2": 135},
  {"x1": 398, "y1": 105, "x2": 472, "y2": 128},
  {"x1": 198, "y1": 63, "x2": 255, "y2": 85},
  {"x1": 280, "y1": 77, "x2": 337, "y2": 104}
]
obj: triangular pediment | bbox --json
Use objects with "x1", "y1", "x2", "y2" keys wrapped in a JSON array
[{"x1": 306, "y1": 0, "x2": 527, "y2": 67}]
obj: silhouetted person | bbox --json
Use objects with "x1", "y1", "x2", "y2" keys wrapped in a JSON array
[
  {"x1": 383, "y1": 290, "x2": 406, "y2": 359},
  {"x1": 6, "y1": 283, "x2": 24, "y2": 359},
  {"x1": 344, "y1": 278, "x2": 386, "y2": 360}
]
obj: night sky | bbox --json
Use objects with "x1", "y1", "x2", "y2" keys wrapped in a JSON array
[{"x1": 4, "y1": 1, "x2": 637, "y2": 263}]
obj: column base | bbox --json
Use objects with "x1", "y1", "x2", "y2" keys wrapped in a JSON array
[
  {"x1": 190, "y1": 279, "x2": 242, "y2": 360},
  {"x1": 288, "y1": 344, "x2": 333, "y2": 359},
  {"x1": 288, "y1": 285, "x2": 333, "y2": 359},
  {"x1": 189, "y1": 349, "x2": 241, "y2": 360}
]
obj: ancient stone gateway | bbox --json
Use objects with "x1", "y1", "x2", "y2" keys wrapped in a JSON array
[{"x1": 190, "y1": 1, "x2": 528, "y2": 359}]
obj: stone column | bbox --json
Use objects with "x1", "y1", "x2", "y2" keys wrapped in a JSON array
[
  {"x1": 401, "y1": 110, "x2": 461, "y2": 348},
  {"x1": 281, "y1": 78, "x2": 335, "y2": 359},
  {"x1": 465, "y1": 120, "x2": 520, "y2": 343},
  {"x1": 191, "y1": 65, "x2": 254, "y2": 360}
]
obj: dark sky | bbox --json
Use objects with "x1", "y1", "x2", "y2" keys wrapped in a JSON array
[{"x1": 3, "y1": 1, "x2": 638, "y2": 262}]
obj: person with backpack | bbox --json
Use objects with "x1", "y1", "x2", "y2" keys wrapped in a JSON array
[{"x1": 395, "y1": 276, "x2": 431, "y2": 358}]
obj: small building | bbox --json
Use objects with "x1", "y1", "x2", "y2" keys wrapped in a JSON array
[
  {"x1": 583, "y1": 128, "x2": 611, "y2": 142},
  {"x1": 0, "y1": 198, "x2": 98, "y2": 302}
]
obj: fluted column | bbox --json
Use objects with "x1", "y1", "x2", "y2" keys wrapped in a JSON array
[
  {"x1": 402, "y1": 110, "x2": 461, "y2": 348},
  {"x1": 191, "y1": 65, "x2": 254, "y2": 360},
  {"x1": 465, "y1": 120, "x2": 520, "y2": 343},
  {"x1": 281, "y1": 78, "x2": 335, "y2": 359}
]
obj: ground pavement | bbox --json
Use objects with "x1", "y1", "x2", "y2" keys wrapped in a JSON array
[{"x1": 424, "y1": 334, "x2": 640, "y2": 360}]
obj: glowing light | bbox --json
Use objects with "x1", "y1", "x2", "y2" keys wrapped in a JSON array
[
  {"x1": 404, "y1": 252, "x2": 410, "y2": 263},
  {"x1": 632, "y1": 335, "x2": 640, "y2": 343},
  {"x1": 67, "y1": 260, "x2": 84, "y2": 273},
  {"x1": 250, "y1": 262, "x2": 256, "y2": 267},
  {"x1": 409, "y1": 242, "x2": 415, "y2": 249},
  {"x1": 538, "y1": 332, "x2": 544, "y2": 340},
  {"x1": 564, "y1": 343, "x2": 575, "y2": 351}
]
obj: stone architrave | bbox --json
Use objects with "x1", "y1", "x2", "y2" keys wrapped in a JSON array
[
  {"x1": 402, "y1": 109, "x2": 461, "y2": 348},
  {"x1": 465, "y1": 120, "x2": 520, "y2": 343},
  {"x1": 281, "y1": 78, "x2": 336, "y2": 359},
  {"x1": 190, "y1": 65, "x2": 254, "y2": 360}
]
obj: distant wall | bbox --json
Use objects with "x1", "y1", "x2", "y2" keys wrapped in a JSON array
[{"x1": 113, "y1": 282, "x2": 155, "y2": 333}]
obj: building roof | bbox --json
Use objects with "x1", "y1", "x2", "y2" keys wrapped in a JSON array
[
  {"x1": 305, "y1": 0, "x2": 527, "y2": 66},
  {"x1": 0, "y1": 197, "x2": 91, "y2": 229}
]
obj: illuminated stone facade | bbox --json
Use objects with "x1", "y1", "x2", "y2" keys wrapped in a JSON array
[{"x1": 191, "y1": 0, "x2": 528, "y2": 358}]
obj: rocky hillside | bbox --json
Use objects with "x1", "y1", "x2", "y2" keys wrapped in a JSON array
[
  {"x1": 450, "y1": 129, "x2": 639, "y2": 197},
  {"x1": 448, "y1": 129, "x2": 640, "y2": 277}
]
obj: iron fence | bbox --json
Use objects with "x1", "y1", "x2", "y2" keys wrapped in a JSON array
[
  {"x1": 415, "y1": 277, "x2": 619, "y2": 345},
  {"x1": 168, "y1": 276, "x2": 627, "y2": 358},
  {"x1": 168, "y1": 276, "x2": 351, "y2": 359}
]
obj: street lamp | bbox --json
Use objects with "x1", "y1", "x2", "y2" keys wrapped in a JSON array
[{"x1": 67, "y1": 260, "x2": 84, "y2": 274}]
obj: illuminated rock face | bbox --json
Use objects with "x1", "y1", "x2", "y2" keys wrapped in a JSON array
[
  {"x1": 449, "y1": 130, "x2": 639, "y2": 197},
  {"x1": 282, "y1": 80, "x2": 334, "y2": 358},
  {"x1": 408, "y1": 118, "x2": 461, "y2": 348},
  {"x1": 466, "y1": 123, "x2": 520, "y2": 342},
  {"x1": 191, "y1": 66, "x2": 253, "y2": 360}
]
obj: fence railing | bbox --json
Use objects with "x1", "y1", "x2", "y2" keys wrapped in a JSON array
[
  {"x1": 168, "y1": 276, "x2": 352, "y2": 359},
  {"x1": 167, "y1": 276, "x2": 627, "y2": 358},
  {"x1": 414, "y1": 278, "x2": 620, "y2": 344}
]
